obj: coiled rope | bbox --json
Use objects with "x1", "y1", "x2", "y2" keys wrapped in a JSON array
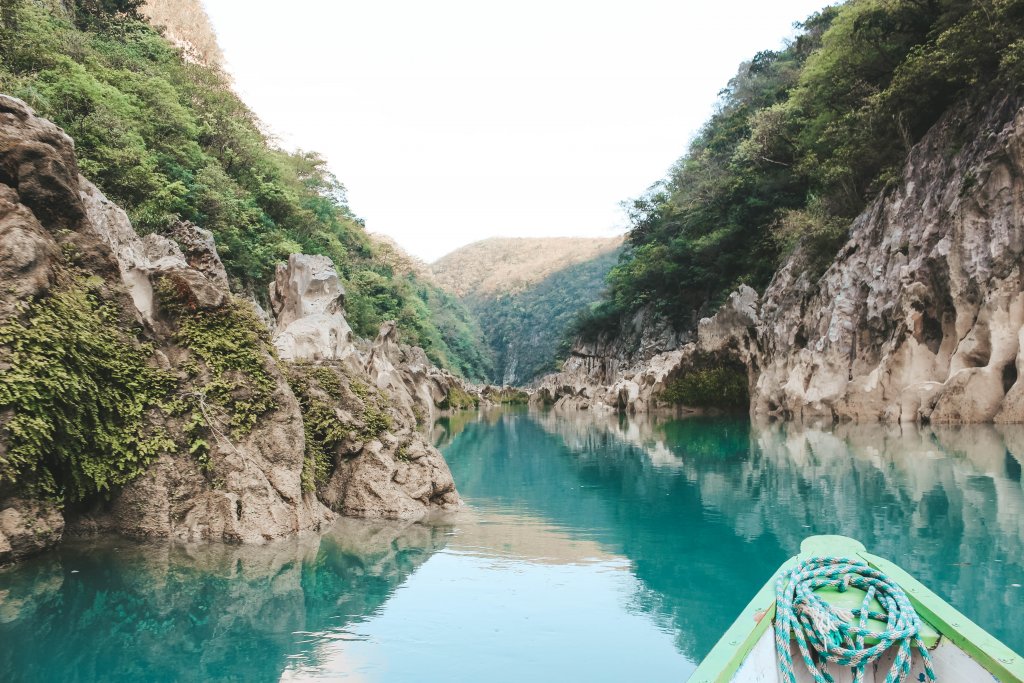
[{"x1": 774, "y1": 556, "x2": 936, "y2": 683}]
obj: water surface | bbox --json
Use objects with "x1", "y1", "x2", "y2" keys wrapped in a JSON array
[{"x1": 1, "y1": 410, "x2": 1022, "y2": 682}]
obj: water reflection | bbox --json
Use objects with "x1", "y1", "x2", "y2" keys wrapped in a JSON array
[
  {"x1": 442, "y1": 411, "x2": 1024, "y2": 659},
  {"x1": 1, "y1": 411, "x2": 1021, "y2": 683},
  {"x1": 0, "y1": 519, "x2": 450, "y2": 683}
]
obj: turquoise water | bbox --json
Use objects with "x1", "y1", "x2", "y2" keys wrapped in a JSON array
[{"x1": 1, "y1": 410, "x2": 1022, "y2": 682}]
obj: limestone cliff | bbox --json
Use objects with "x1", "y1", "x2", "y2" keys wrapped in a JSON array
[
  {"x1": 533, "y1": 287, "x2": 757, "y2": 413},
  {"x1": 268, "y1": 254, "x2": 466, "y2": 518},
  {"x1": 536, "y1": 92, "x2": 1024, "y2": 424},
  {"x1": 753, "y1": 93, "x2": 1024, "y2": 423},
  {"x1": 0, "y1": 96, "x2": 462, "y2": 563}
]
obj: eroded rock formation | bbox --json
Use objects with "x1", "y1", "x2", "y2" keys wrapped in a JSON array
[
  {"x1": 270, "y1": 254, "x2": 358, "y2": 363},
  {"x1": 0, "y1": 94, "x2": 334, "y2": 547},
  {"x1": 754, "y1": 94, "x2": 1024, "y2": 423},
  {"x1": 537, "y1": 93, "x2": 1024, "y2": 424},
  {"x1": 0, "y1": 495, "x2": 64, "y2": 565},
  {"x1": 266, "y1": 256, "x2": 469, "y2": 518},
  {"x1": 533, "y1": 287, "x2": 758, "y2": 413},
  {"x1": 0, "y1": 95, "x2": 464, "y2": 562}
]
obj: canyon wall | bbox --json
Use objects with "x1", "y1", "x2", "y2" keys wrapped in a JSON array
[
  {"x1": 537, "y1": 93, "x2": 1024, "y2": 424},
  {"x1": 0, "y1": 96, "x2": 463, "y2": 563}
]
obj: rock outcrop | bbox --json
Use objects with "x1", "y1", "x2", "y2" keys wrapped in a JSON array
[
  {"x1": 0, "y1": 95, "x2": 464, "y2": 562},
  {"x1": 556, "y1": 304, "x2": 690, "y2": 388},
  {"x1": 270, "y1": 254, "x2": 486, "y2": 425},
  {"x1": 0, "y1": 94, "x2": 105, "y2": 558},
  {"x1": 269, "y1": 254, "x2": 358, "y2": 363},
  {"x1": 752, "y1": 94, "x2": 1024, "y2": 423},
  {"x1": 269, "y1": 256, "x2": 463, "y2": 519},
  {"x1": 536, "y1": 93, "x2": 1024, "y2": 424},
  {"x1": 0, "y1": 93, "x2": 333, "y2": 546},
  {"x1": 533, "y1": 287, "x2": 758, "y2": 413},
  {"x1": 0, "y1": 495, "x2": 64, "y2": 565}
]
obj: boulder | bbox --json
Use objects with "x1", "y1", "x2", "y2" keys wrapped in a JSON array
[
  {"x1": 322, "y1": 437, "x2": 459, "y2": 519},
  {"x1": 165, "y1": 219, "x2": 229, "y2": 289}
]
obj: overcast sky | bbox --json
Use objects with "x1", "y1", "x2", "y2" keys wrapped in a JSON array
[{"x1": 202, "y1": 0, "x2": 831, "y2": 262}]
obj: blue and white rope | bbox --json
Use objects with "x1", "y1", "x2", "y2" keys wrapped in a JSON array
[{"x1": 774, "y1": 556, "x2": 936, "y2": 683}]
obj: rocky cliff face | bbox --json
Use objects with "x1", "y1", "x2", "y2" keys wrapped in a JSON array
[
  {"x1": 268, "y1": 254, "x2": 464, "y2": 519},
  {"x1": 555, "y1": 303, "x2": 694, "y2": 386},
  {"x1": 0, "y1": 94, "x2": 335, "y2": 552},
  {"x1": 537, "y1": 93, "x2": 1024, "y2": 424},
  {"x1": 533, "y1": 288, "x2": 756, "y2": 413},
  {"x1": 753, "y1": 93, "x2": 1024, "y2": 423},
  {"x1": 0, "y1": 96, "x2": 464, "y2": 564}
]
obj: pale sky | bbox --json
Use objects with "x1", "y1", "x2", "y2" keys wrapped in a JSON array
[{"x1": 202, "y1": 0, "x2": 831, "y2": 262}]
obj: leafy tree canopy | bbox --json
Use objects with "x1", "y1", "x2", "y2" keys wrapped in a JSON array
[
  {"x1": 578, "y1": 0, "x2": 1024, "y2": 338},
  {"x1": 0, "y1": 1, "x2": 490, "y2": 377}
]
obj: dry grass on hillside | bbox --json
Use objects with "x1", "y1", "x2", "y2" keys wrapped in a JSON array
[
  {"x1": 430, "y1": 236, "x2": 624, "y2": 298},
  {"x1": 143, "y1": 0, "x2": 223, "y2": 67},
  {"x1": 368, "y1": 233, "x2": 435, "y2": 282}
]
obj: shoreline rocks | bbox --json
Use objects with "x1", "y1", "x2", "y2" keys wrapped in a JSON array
[{"x1": 0, "y1": 95, "x2": 465, "y2": 563}]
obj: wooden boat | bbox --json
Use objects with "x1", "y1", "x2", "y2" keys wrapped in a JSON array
[{"x1": 689, "y1": 535, "x2": 1024, "y2": 683}]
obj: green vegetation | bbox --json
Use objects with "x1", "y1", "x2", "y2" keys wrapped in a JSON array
[
  {"x1": 0, "y1": 277, "x2": 175, "y2": 501},
  {"x1": 578, "y1": 0, "x2": 1024, "y2": 338},
  {"x1": 439, "y1": 386, "x2": 479, "y2": 411},
  {"x1": 286, "y1": 363, "x2": 393, "y2": 491},
  {"x1": 658, "y1": 358, "x2": 749, "y2": 411},
  {"x1": 386, "y1": 279, "x2": 492, "y2": 381},
  {"x1": 359, "y1": 396, "x2": 393, "y2": 441},
  {"x1": 482, "y1": 387, "x2": 530, "y2": 405},
  {"x1": 286, "y1": 364, "x2": 349, "y2": 491},
  {"x1": 468, "y1": 248, "x2": 620, "y2": 384},
  {"x1": 156, "y1": 278, "x2": 278, "y2": 466},
  {"x1": 0, "y1": 0, "x2": 488, "y2": 378}
]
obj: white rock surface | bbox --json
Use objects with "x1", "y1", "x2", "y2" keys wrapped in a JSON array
[
  {"x1": 534, "y1": 95, "x2": 1024, "y2": 425},
  {"x1": 270, "y1": 254, "x2": 359, "y2": 363},
  {"x1": 753, "y1": 95, "x2": 1024, "y2": 423}
]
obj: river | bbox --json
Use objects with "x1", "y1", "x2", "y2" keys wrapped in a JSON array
[{"x1": 1, "y1": 409, "x2": 1022, "y2": 681}]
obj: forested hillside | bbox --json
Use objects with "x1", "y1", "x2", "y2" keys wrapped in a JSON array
[
  {"x1": 432, "y1": 237, "x2": 623, "y2": 298},
  {"x1": 576, "y1": 0, "x2": 1024, "y2": 339},
  {"x1": 0, "y1": 0, "x2": 490, "y2": 378},
  {"x1": 477, "y1": 248, "x2": 622, "y2": 385},
  {"x1": 431, "y1": 238, "x2": 622, "y2": 385}
]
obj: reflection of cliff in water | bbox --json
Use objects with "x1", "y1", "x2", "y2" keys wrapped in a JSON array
[
  {"x1": 432, "y1": 406, "x2": 513, "y2": 449},
  {"x1": 443, "y1": 410, "x2": 1024, "y2": 660},
  {"x1": 0, "y1": 519, "x2": 450, "y2": 683}
]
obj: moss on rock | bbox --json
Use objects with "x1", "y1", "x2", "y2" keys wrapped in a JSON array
[
  {"x1": 0, "y1": 278, "x2": 175, "y2": 501},
  {"x1": 658, "y1": 355, "x2": 748, "y2": 411}
]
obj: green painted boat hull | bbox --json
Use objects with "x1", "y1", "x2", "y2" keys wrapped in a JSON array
[{"x1": 688, "y1": 535, "x2": 1024, "y2": 683}]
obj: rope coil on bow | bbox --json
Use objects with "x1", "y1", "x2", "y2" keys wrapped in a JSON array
[{"x1": 774, "y1": 556, "x2": 936, "y2": 683}]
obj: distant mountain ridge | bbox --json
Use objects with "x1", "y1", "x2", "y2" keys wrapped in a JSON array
[
  {"x1": 429, "y1": 237, "x2": 624, "y2": 385},
  {"x1": 430, "y1": 236, "x2": 623, "y2": 298}
]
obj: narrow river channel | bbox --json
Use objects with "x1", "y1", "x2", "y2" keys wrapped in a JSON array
[{"x1": 1, "y1": 409, "x2": 1021, "y2": 682}]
